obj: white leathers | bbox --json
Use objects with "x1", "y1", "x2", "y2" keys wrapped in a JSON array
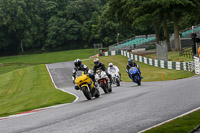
[{"x1": 108, "y1": 65, "x2": 119, "y2": 74}]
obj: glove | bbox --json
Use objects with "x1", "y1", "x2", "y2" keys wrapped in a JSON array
[
  {"x1": 75, "y1": 85, "x2": 79, "y2": 90},
  {"x1": 84, "y1": 70, "x2": 88, "y2": 74}
]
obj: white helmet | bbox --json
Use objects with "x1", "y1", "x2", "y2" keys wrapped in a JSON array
[
  {"x1": 94, "y1": 58, "x2": 99, "y2": 66},
  {"x1": 108, "y1": 63, "x2": 113, "y2": 67}
]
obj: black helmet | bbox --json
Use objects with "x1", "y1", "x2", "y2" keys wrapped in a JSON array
[
  {"x1": 128, "y1": 58, "x2": 132, "y2": 65},
  {"x1": 74, "y1": 59, "x2": 82, "y2": 67}
]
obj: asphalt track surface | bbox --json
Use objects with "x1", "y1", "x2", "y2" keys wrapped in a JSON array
[{"x1": 0, "y1": 61, "x2": 200, "y2": 133}]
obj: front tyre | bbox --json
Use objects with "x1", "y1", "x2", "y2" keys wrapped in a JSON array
[
  {"x1": 82, "y1": 86, "x2": 92, "y2": 100},
  {"x1": 116, "y1": 78, "x2": 120, "y2": 86},
  {"x1": 135, "y1": 74, "x2": 141, "y2": 86},
  {"x1": 94, "y1": 89, "x2": 100, "y2": 98},
  {"x1": 101, "y1": 81, "x2": 108, "y2": 93},
  {"x1": 108, "y1": 82, "x2": 112, "y2": 93}
]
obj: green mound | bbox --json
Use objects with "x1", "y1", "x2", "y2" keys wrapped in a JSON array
[{"x1": 0, "y1": 65, "x2": 75, "y2": 117}]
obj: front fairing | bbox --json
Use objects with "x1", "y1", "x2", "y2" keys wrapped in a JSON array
[
  {"x1": 75, "y1": 71, "x2": 94, "y2": 89},
  {"x1": 129, "y1": 67, "x2": 138, "y2": 75},
  {"x1": 95, "y1": 70, "x2": 107, "y2": 81}
]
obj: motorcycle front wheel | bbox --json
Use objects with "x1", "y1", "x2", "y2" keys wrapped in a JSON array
[
  {"x1": 94, "y1": 88, "x2": 100, "y2": 98},
  {"x1": 108, "y1": 82, "x2": 112, "y2": 93},
  {"x1": 82, "y1": 86, "x2": 92, "y2": 100},
  {"x1": 135, "y1": 74, "x2": 141, "y2": 86},
  {"x1": 116, "y1": 78, "x2": 120, "y2": 86},
  {"x1": 101, "y1": 81, "x2": 109, "y2": 93}
]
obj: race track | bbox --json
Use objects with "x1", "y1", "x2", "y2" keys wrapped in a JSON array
[{"x1": 0, "y1": 61, "x2": 200, "y2": 133}]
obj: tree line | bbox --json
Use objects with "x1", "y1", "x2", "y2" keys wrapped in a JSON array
[
  {"x1": 0, "y1": 0, "x2": 142, "y2": 56},
  {"x1": 107, "y1": 0, "x2": 200, "y2": 51},
  {"x1": 0, "y1": 0, "x2": 200, "y2": 56}
]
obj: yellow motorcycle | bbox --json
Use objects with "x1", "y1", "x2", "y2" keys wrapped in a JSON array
[{"x1": 75, "y1": 70, "x2": 100, "y2": 100}]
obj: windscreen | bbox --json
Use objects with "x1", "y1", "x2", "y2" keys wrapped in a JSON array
[
  {"x1": 76, "y1": 70, "x2": 83, "y2": 77},
  {"x1": 129, "y1": 67, "x2": 136, "y2": 72}
]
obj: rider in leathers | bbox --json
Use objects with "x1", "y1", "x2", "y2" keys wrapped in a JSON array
[
  {"x1": 126, "y1": 58, "x2": 142, "y2": 78},
  {"x1": 108, "y1": 63, "x2": 121, "y2": 81},
  {"x1": 93, "y1": 58, "x2": 112, "y2": 83},
  {"x1": 72, "y1": 59, "x2": 95, "y2": 90}
]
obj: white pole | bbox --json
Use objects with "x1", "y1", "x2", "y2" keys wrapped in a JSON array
[
  {"x1": 117, "y1": 33, "x2": 120, "y2": 45},
  {"x1": 192, "y1": 26, "x2": 194, "y2": 33},
  {"x1": 194, "y1": 56, "x2": 200, "y2": 74}
]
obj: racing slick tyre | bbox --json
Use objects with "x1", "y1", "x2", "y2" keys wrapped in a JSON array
[{"x1": 82, "y1": 86, "x2": 92, "y2": 100}]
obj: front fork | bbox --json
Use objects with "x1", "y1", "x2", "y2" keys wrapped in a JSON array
[{"x1": 81, "y1": 84, "x2": 90, "y2": 92}]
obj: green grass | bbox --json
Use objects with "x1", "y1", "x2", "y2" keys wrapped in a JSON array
[
  {"x1": 144, "y1": 110, "x2": 200, "y2": 133},
  {"x1": 0, "y1": 64, "x2": 31, "y2": 75},
  {"x1": 83, "y1": 55, "x2": 194, "y2": 82},
  {"x1": 0, "y1": 65, "x2": 76, "y2": 117},
  {"x1": 0, "y1": 49, "x2": 95, "y2": 74},
  {"x1": 0, "y1": 49, "x2": 95, "y2": 117},
  {"x1": 144, "y1": 51, "x2": 193, "y2": 62},
  {"x1": 0, "y1": 49, "x2": 95, "y2": 64}
]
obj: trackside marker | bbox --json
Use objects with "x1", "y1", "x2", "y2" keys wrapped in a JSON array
[
  {"x1": 18, "y1": 109, "x2": 45, "y2": 114},
  {"x1": 0, "y1": 117, "x2": 7, "y2": 120},
  {"x1": 0, "y1": 109, "x2": 46, "y2": 120}
]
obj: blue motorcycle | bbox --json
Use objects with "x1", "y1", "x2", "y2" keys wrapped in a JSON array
[{"x1": 129, "y1": 67, "x2": 142, "y2": 85}]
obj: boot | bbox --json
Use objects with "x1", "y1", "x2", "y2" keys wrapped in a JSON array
[{"x1": 94, "y1": 82, "x2": 98, "y2": 87}]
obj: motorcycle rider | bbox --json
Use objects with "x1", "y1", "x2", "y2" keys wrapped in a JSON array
[
  {"x1": 93, "y1": 58, "x2": 112, "y2": 83},
  {"x1": 72, "y1": 59, "x2": 96, "y2": 90},
  {"x1": 108, "y1": 63, "x2": 122, "y2": 81},
  {"x1": 126, "y1": 58, "x2": 142, "y2": 78}
]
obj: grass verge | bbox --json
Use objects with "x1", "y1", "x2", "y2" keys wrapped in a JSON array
[
  {"x1": 0, "y1": 49, "x2": 95, "y2": 64},
  {"x1": 144, "y1": 51, "x2": 193, "y2": 62},
  {"x1": 0, "y1": 49, "x2": 95, "y2": 74},
  {"x1": 0, "y1": 65, "x2": 76, "y2": 117},
  {"x1": 83, "y1": 55, "x2": 194, "y2": 82},
  {"x1": 144, "y1": 110, "x2": 200, "y2": 133},
  {"x1": 0, "y1": 64, "x2": 31, "y2": 75}
]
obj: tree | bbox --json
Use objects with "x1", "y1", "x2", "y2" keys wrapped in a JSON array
[
  {"x1": 0, "y1": 0, "x2": 31, "y2": 52},
  {"x1": 106, "y1": 0, "x2": 162, "y2": 44},
  {"x1": 0, "y1": 0, "x2": 47, "y2": 54},
  {"x1": 107, "y1": 0, "x2": 200, "y2": 51},
  {"x1": 156, "y1": 0, "x2": 196, "y2": 51}
]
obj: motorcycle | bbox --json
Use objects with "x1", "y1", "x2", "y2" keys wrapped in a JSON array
[
  {"x1": 129, "y1": 67, "x2": 142, "y2": 85},
  {"x1": 95, "y1": 70, "x2": 112, "y2": 93},
  {"x1": 110, "y1": 72, "x2": 120, "y2": 86},
  {"x1": 75, "y1": 70, "x2": 100, "y2": 100}
]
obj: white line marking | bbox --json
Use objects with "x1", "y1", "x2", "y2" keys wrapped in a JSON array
[
  {"x1": 138, "y1": 106, "x2": 200, "y2": 133},
  {"x1": 45, "y1": 64, "x2": 79, "y2": 103},
  {"x1": 0, "y1": 65, "x2": 79, "y2": 120}
]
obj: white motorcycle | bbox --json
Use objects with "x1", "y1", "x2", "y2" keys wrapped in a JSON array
[
  {"x1": 95, "y1": 70, "x2": 112, "y2": 93},
  {"x1": 110, "y1": 72, "x2": 120, "y2": 86}
]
